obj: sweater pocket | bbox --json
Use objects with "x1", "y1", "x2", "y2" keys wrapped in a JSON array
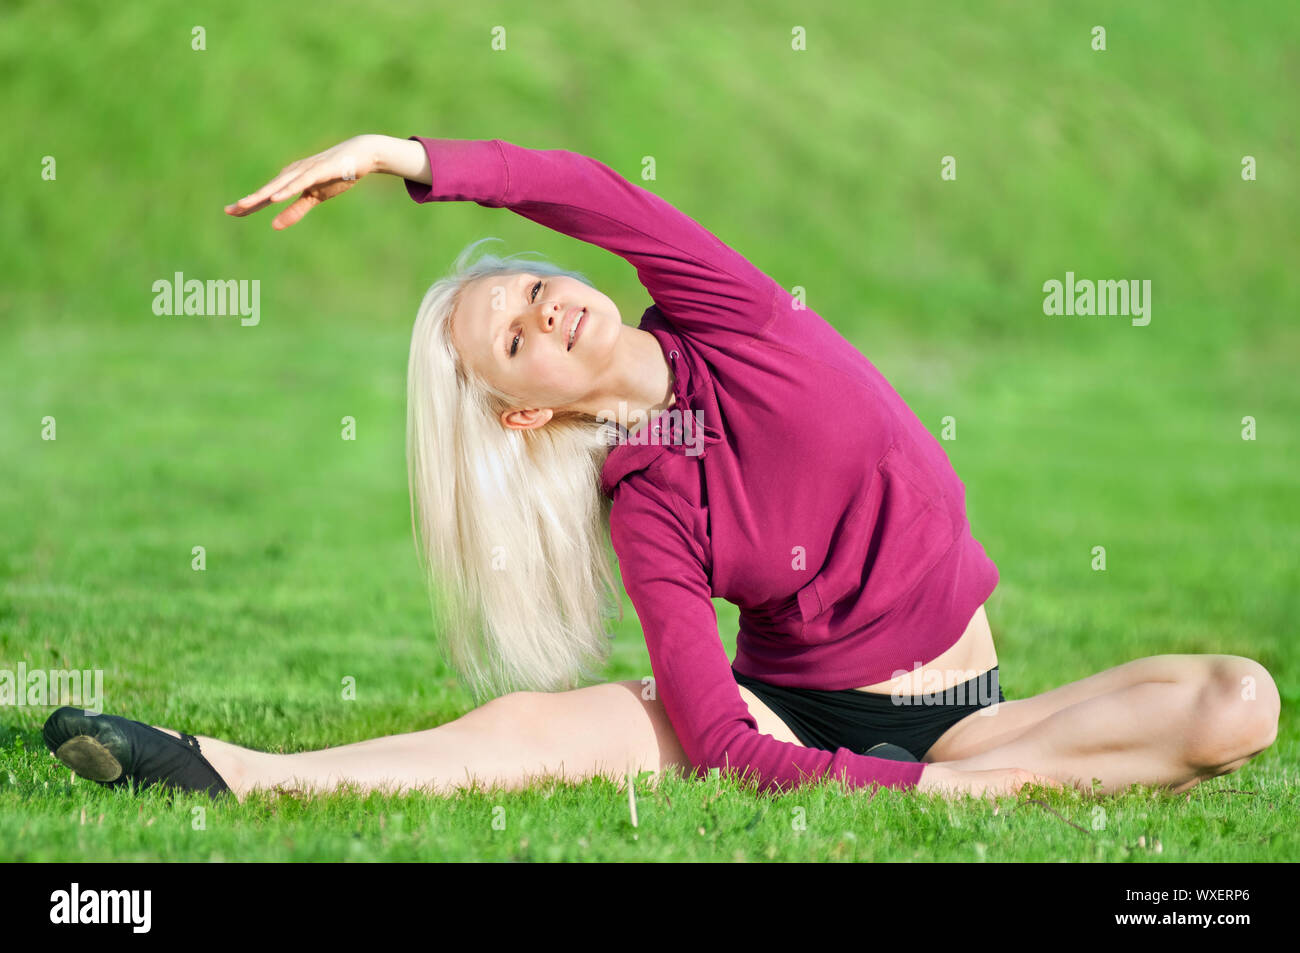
[
  {"x1": 795, "y1": 441, "x2": 955, "y2": 637},
  {"x1": 743, "y1": 584, "x2": 813, "y2": 640}
]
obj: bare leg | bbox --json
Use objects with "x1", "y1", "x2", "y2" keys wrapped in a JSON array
[
  {"x1": 148, "y1": 680, "x2": 694, "y2": 801},
  {"x1": 939, "y1": 655, "x2": 1280, "y2": 795},
  {"x1": 138, "y1": 655, "x2": 1278, "y2": 802}
]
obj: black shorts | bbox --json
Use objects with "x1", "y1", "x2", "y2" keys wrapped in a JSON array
[{"x1": 732, "y1": 665, "x2": 1005, "y2": 761}]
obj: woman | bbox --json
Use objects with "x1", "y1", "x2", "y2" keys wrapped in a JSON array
[{"x1": 44, "y1": 134, "x2": 1279, "y2": 803}]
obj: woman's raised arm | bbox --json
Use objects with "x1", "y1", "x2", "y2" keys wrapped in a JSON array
[{"x1": 227, "y1": 133, "x2": 780, "y2": 345}]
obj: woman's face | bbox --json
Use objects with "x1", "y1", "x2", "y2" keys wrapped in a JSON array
[{"x1": 450, "y1": 271, "x2": 622, "y2": 426}]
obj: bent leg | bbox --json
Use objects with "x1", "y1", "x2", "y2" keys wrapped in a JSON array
[
  {"x1": 925, "y1": 653, "x2": 1275, "y2": 763},
  {"x1": 936, "y1": 655, "x2": 1280, "y2": 795}
]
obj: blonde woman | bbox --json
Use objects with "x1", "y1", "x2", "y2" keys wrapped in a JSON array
[{"x1": 44, "y1": 134, "x2": 1279, "y2": 803}]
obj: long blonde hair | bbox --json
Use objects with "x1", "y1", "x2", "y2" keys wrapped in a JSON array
[{"x1": 406, "y1": 238, "x2": 624, "y2": 703}]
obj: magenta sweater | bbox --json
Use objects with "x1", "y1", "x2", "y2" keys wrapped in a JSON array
[{"x1": 404, "y1": 137, "x2": 1000, "y2": 795}]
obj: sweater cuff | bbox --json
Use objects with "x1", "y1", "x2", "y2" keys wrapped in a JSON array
[
  {"x1": 402, "y1": 136, "x2": 510, "y2": 207},
  {"x1": 835, "y1": 747, "x2": 927, "y2": 791}
]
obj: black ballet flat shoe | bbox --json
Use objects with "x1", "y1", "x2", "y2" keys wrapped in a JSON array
[
  {"x1": 864, "y1": 742, "x2": 920, "y2": 762},
  {"x1": 43, "y1": 706, "x2": 231, "y2": 799}
]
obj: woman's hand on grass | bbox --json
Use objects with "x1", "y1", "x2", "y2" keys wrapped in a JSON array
[
  {"x1": 916, "y1": 762, "x2": 1067, "y2": 800},
  {"x1": 224, "y1": 134, "x2": 392, "y2": 230}
]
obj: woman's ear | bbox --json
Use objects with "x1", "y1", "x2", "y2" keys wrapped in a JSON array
[{"x1": 500, "y1": 407, "x2": 555, "y2": 431}]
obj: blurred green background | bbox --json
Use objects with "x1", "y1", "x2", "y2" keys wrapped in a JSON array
[{"x1": 0, "y1": 1, "x2": 1296, "y2": 858}]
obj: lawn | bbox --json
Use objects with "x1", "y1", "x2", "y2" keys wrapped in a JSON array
[{"x1": 1, "y1": 0, "x2": 1295, "y2": 861}]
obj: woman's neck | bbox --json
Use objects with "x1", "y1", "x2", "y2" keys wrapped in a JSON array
[{"x1": 570, "y1": 325, "x2": 675, "y2": 433}]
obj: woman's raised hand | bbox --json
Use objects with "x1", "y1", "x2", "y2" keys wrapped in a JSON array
[{"x1": 224, "y1": 134, "x2": 389, "y2": 230}]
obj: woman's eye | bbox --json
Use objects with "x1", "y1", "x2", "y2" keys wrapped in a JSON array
[{"x1": 509, "y1": 280, "x2": 541, "y2": 356}]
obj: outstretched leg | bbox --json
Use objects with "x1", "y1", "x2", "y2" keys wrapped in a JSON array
[
  {"x1": 928, "y1": 654, "x2": 1279, "y2": 795},
  {"x1": 144, "y1": 680, "x2": 696, "y2": 800}
]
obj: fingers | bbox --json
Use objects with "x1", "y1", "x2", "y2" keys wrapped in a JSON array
[
  {"x1": 923, "y1": 766, "x2": 1066, "y2": 800},
  {"x1": 270, "y1": 194, "x2": 319, "y2": 230},
  {"x1": 224, "y1": 159, "x2": 312, "y2": 217},
  {"x1": 224, "y1": 195, "x2": 273, "y2": 217},
  {"x1": 1016, "y1": 772, "x2": 1066, "y2": 795},
  {"x1": 1028, "y1": 771, "x2": 1066, "y2": 791},
  {"x1": 266, "y1": 158, "x2": 345, "y2": 204}
]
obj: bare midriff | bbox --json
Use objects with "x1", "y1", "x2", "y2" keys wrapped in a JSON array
[{"x1": 850, "y1": 603, "x2": 997, "y2": 696}]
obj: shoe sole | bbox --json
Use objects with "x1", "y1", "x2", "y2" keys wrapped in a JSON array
[{"x1": 55, "y1": 735, "x2": 125, "y2": 783}]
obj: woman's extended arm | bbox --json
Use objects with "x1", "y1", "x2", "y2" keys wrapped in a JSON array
[{"x1": 227, "y1": 133, "x2": 780, "y2": 345}]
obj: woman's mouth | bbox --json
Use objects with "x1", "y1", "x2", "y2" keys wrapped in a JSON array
[{"x1": 566, "y1": 308, "x2": 586, "y2": 350}]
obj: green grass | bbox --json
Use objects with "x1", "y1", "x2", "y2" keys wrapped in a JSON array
[{"x1": 1, "y1": 0, "x2": 1296, "y2": 860}]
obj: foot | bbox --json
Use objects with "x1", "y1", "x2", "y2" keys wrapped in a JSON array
[{"x1": 43, "y1": 707, "x2": 232, "y2": 799}]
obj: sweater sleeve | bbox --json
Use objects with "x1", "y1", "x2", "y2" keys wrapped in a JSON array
[
  {"x1": 607, "y1": 476, "x2": 928, "y2": 796},
  {"x1": 402, "y1": 136, "x2": 778, "y2": 345}
]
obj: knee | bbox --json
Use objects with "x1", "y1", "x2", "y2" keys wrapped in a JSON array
[{"x1": 1191, "y1": 656, "x2": 1280, "y2": 768}]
